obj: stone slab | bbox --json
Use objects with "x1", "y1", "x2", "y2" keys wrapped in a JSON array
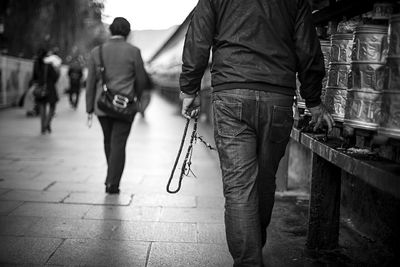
[
  {"x1": 0, "y1": 201, "x2": 23, "y2": 215},
  {"x1": 147, "y1": 242, "x2": 232, "y2": 267},
  {"x1": 111, "y1": 221, "x2": 197, "y2": 242},
  {"x1": 47, "y1": 239, "x2": 149, "y2": 266},
  {"x1": 197, "y1": 223, "x2": 227, "y2": 244},
  {"x1": 46, "y1": 181, "x2": 105, "y2": 193},
  {"x1": 131, "y1": 194, "x2": 196, "y2": 207},
  {"x1": 33, "y1": 171, "x2": 91, "y2": 183},
  {"x1": 84, "y1": 205, "x2": 161, "y2": 221},
  {"x1": 9, "y1": 203, "x2": 92, "y2": 219},
  {"x1": 0, "y1": 216, "x2": 40, "y2": 236},
  {"x1": 0, "y1": 236, "x2": 62, "y2": 264},
  {"x1": 197, "y1": 196, "x2": 225, "y2": 209},
  {"x1": 0, "y1": 189, "x2": 10, "y2": 196},
  {"x1": 26, "y1": 217, "x2": 120, "y2": 239},
  {"x1": 0, "y1": 190, "x2": 69, "y2": 203},
  {"x1": 63, "y1": 192, "x2": 132, "y2": 206},
  {"x1": 160, "y1": 207, "x2": 224, "y2": 223},
  {"x1": 0, "y1": 180, "x2": 53, "y2": 191},
  {"x1": 0, "y1": 170, "x2": 39, "y2": 180}
]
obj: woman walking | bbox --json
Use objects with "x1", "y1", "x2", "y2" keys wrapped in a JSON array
[
  {"x1": 32, "y1": 48, "x2": 60, "y2": 134},
  {"x1": 86, "y1": 17, "x2": 149, "y2": 194}
]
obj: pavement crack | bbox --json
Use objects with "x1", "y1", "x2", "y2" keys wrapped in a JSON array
[
  {"x1": 43, "y1": 181, "x2": 56, "y2": 191},
  {"x1": 45, "y1": 238, "x2": 66, "y2": 264},
  {"x1": 145, "y1": 241, "x2": 153, "y2": 267}
]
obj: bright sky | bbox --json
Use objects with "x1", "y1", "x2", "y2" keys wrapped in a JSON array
[{"x1": 102, "y1": 0, "x2": 198, "y2": 30}]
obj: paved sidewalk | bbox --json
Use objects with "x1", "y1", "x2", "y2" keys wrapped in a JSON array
[{"x1": 0, "y1": 92, "x2": 313, "y2": 266}]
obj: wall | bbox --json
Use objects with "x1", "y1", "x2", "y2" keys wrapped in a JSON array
[
  {"x1": 0, "y1": 55, "x2": 72, "y2": 108},
  {"x1": 0, "y1": 55, "x2": 33, "y2": 108}
]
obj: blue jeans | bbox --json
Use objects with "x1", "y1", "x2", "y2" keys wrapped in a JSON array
[{"x1": 212, "y1": 89, "x2": 294, "y2": 266}]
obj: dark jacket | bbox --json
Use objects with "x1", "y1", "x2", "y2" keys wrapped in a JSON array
[
  {"x1": 86, "y1": 38, "x2": 148, "y2": 116},
  {"x1": 179, "y1": 0, "x2": 325, "y2": 108},
  {"x1": 32, "y1": 60, "x2": 59, "y2": 104}
]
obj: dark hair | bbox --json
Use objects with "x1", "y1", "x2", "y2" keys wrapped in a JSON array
[{"x1": 109, "y1": 17, "x2": 131, "y2": 37}]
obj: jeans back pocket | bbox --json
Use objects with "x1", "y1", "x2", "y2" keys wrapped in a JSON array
[
  {"x1": 213, "y1": 100, "x2": 246, "y2": 138},
  {"x1": 269, "y1": 105, "x2": 294, "y2": 143}
]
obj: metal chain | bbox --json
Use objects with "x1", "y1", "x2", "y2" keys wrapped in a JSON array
[{"x1": 166, "y1": 118, "x2": 215, "y2": 194}]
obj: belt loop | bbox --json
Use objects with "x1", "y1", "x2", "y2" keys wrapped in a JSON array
[{"x1": 255, "y1": 90, "x2": 260, "y2": 101}]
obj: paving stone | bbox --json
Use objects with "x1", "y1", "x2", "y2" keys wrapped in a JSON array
[
  {"x1": 0, "y1": 190, "x2": 69, "y2": 203},
  {"x1": 131, "y1": 194, "x2": 196, "y2": 207},
  {"x1": 9, "y1": 203, "x2": 91, "y2": 218},
  {"x1": 0, "y1": 236, "x2": 62, "y2": 264},
  {"x1": 160, "y1": 207, "x2": 224, "y2": 223},
  {"x1": 84, "y1": 205, "x2": 161, "y2": 221},
  {"x1": 47, "y1": 239, "x2": 149, "y2": 266},
  {"x1": 0, "y1": 201, "x2": 23, "y2": 215},
  {"x1": 46, "y1": 181, "x2": 105, "y2": 193},
  {"x1": 0, "y1": 216, "x2": 40, "y2": 236},
  {"x1": 147, "y1": 242, "x2": 232, "y2": 267},
  {"x1": 26, "y1": 217, "x2": 120, "y2": 239},
  {"x1": 111, "y1": 221, "x2": 197, "y2": 242},
  {"x1": 0, "y1": 188, "x2": 9, "y2": 196},
  {"x1": 33, "y1": 171, "x2": 90, "y2": 183},
  {"x1": 197, "y1": 196, "x2": 225, "y2": 209},
  {"x1": 63, "y1": 192, "x2": 132, "y2": 205},
  {"x1": 0, "y1": 180, "x2": 53, "y2": 191},
  {"x1": 0, "y1": 170, "x2": 39, "y2": 180},
  {"x1": 197, "y1": 223, "x2": 227, "y2": 244}
]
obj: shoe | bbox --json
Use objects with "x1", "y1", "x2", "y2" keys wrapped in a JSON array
[
  {"x1": 105, "y1": 184, "x2": 120, "y2": 194},
  {"x1": 46, "y1": 125, "x2": 52, "y2": 133}
]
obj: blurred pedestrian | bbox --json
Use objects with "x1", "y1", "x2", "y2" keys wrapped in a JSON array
[
  {"x1": 179, "y1": 0, "x2": 334, "y2": 265},
  {"x1": 86, "y1": 17, "x2": 148, "y2": 194},
  {"x1": 32, "y1": 48, "x2": 60, "y2": 134},
  {"x1": 67, "y1": 47, "x2": 84, "y2": 109},
  {"x1": 138, "y1": 70, "x2": 153, "y2": 118}
]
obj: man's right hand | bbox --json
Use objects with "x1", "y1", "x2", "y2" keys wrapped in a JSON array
[{"x1": 308, "y1": 103, "x2": 335, "y2": 133}]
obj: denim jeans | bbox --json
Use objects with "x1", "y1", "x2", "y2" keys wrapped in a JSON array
[
  {"x1": 212, "y1": 89, "x2": 294, "y2": 266},
  {"x1": 98, "y1": 116, "x2": 133, "y2": 187}
]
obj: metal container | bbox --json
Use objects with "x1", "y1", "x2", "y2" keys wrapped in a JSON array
[
  {"x1": 295, "y1": 76, "x2": 306, "y2": 109},
  {"x1": 343, "y1": 89, "x2": 383, "y2": 130},
  {"x1": 330, "y1": 34, "x2": 354, "y2": 63},
  {"x1": 372, "y1": 2, "x2": 394, "y2": 20},
  {"x1": 351, "y1": 25, "x2": 388, "y2": 63},
  {"x1": 349, "y1": 62, "x2": 385, "y2": 91},
  {"x1": 320, "y1": 40, "x2": 331, "y2": 102},
  {"x1": 388, "y1": 14, "x2": 400, "y2": 57},
  {"x1": 384, "y1": 56, "x2": 400, "y2": 91},
  {"x1": 327, "y1": 63, "x2": 351, "y2": 88},
  {"x1": 379, "y1": 90, "x2": 400, "y2": 139},
  {"x1": 324, "y1": 87, "x2": 348, "y2": 122}
]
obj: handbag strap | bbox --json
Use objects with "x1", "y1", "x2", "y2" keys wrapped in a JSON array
[{"x1": 98, "y1": 45, "x2": 107, "y2": 91}]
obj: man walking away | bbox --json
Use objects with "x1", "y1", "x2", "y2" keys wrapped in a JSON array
[{"x1": 179, "y1": 0, "x2": 334, "y2": 266}]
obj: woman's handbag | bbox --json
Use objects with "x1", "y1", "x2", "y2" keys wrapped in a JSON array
[
  {"x1": 32, "y1": 83, "x2": 48, "y2": 101},
  {"x1": 96, "y1": 45, "x2": 138, "y2": 122},
  {"x1": 32, "y1": 64, "x2": 49, "y2": 101}
]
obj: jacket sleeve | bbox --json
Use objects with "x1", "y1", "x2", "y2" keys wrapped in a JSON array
[
  {"x1": 294, "y1": 0, "x2": 325, "y2": 108},
  {"x1": 85, "y1": 50, "x2": 97, "y2": 113},
  {"x1": 179, "y1": 0, "x2": 215, "y2": 95},
  {"x1": 134, "y1": 49, "x2": 148, "y2": 99}
]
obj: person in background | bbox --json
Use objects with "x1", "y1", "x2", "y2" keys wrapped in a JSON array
[
  {"x1": 32, "y1": 47, "x2": 60, "y2": 134},
  {"x1": 67, "y1": 47, "x2": 84, "y2": 109},
  {"x1": 138, "y1": 70, "x2": 153, "y2": 118},
  {"x1": 86, "y1": 17, "x2": 148, "y2": 194},
  {"x1": 179, "y1": 0, "x2": 335, "y2": 266}
]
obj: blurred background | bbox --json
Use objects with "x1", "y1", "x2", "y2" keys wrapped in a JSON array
[{"x1": 0, "y1": 0, "x2": 197, "y2": 108}]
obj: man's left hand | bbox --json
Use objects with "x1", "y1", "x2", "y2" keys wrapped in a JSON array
[{"x1": 180, "y1": 93, "x2": 200, "y2": 119}]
